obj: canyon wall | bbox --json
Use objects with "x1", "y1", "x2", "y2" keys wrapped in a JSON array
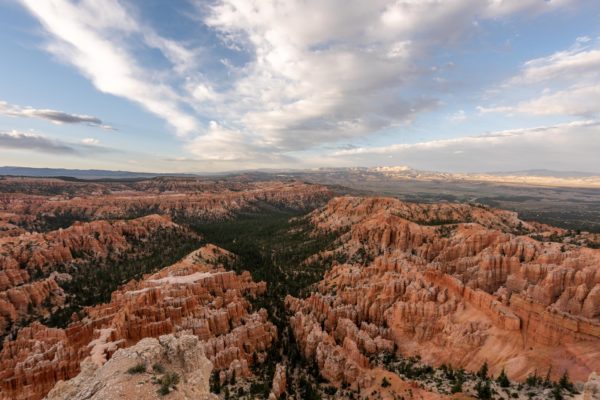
[{"x1": 288, "y1": 197, "x2": 600, "y2": 392}]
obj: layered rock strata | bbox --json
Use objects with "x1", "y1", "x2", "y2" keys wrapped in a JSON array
[
  {"x1": 287, "y1": 197, "x2": 600, "y2": 393},
  {"x1": 0, "y1": 246, "x2": 276, "y2": 400},
  {"x1": 0, "y1": 179, "x2": 331, "y2": 231},
  {"x1": 0, "y1": 214, "x2": 193, "y2": 336}
]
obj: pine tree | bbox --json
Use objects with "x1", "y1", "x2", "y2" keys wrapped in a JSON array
[
  {"x1": 477, "y1": 362, "x2": 489, "y2": 380},
  {"x1": 210, "y1": 370, "x2": 221, "y2": 394},
  {"x1": 496, "y1": 368, "x2": 510, "y2": 388},
  {"x1": 559, "y1": 371, "x2": 574, "y2": 393},
  {"x1": 475, "y1": 379, "x2": 492, "y2": 400}
]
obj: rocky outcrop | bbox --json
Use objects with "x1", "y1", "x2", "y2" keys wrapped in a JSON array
[
  {"x1": 0, "y1": 179, "x2": 331, "y2": 231},
  {"x1": 268, "y1": 363, "x2": 286, "y2": 400},
  {"x1": 45, "y1": 334, "x2": 218, "y2": 400},
  {"x1": 0, "y1": 215, "x2": 194, "y2": 336},
  {"x1": 581, "y1": 372, "x2": 600, "y2": 400},
  {"x1": 0, "y1": 246, "x2": 276, "y2": 400},
  {"x1": 287, "y1": 197, "x2": 600, "y2": 391}
]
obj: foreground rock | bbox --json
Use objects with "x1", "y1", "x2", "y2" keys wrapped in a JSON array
[
  {"x1": 46, "y1": 334, "x2": 217, "y2": 400},
  {"x1": 287, "y1": 197, "x2": 600, "y2": 397},
  {"x1": 0, "y1": 246, "x2": 276, "y2": 400}
]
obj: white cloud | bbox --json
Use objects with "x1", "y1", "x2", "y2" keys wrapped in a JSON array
[
  {"x1": 19, "y1": 0, "x2": 581, "y2": 164},
  {"x1": 449, "y1": 110, "x2": 467, "y2": 122},
  {"x1": 186, "y1": 121, "x2": 293, "y2": 163},
  {"x1": 511, "y1": 43, "x2": 600, "y2": 85},
  {"x1": 198, "y1": 0, "x2": 575, "y2": 153},
  {"x1": 329, "y1": 120, "x2": 600, "y2": 172},
  {"x1": 81, "y1": 137, "x2": 100, "y2": 145},
  {"x1": 19, "y1": 0, "x2": 198, "y2": 136},
  {"x1": 480, "y1": 37, "x2": 600, "y2": 118},
  {"x1": 517, "y1": 85, "x2": 600, "y2": 117}
]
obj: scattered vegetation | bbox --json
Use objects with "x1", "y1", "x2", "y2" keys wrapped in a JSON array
[
  {"x1": 157, "y1": 372, "x2": 180, "y2": 396},
  {"x1": 44, "y1": 228, "x2": 202, "y2": 328},
  {"x1": 127, "y1": 362, "x2": 146, "y2": 374}
]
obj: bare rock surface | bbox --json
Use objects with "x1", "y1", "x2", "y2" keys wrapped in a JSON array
[{"x1": 45, "y1": 334, "x2": 217, "y2": 400}]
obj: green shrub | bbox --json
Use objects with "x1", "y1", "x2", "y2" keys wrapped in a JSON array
[
  {"x1": 127, "y1": 362, "x2": 146, "y2": 374},
  {"x1": 559, "y1": 371, "x2": 575, "y2": 393},
  {"x1": 157, "y1": 372, "x2": 180, "y2": 396},
  {"x1": 152, "y1": 363, "x2": 165, "y2": 374}
]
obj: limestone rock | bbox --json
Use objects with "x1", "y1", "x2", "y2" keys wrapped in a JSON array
[
  {"x1": 0, "y1": 246, "x2": 275, "y2": 400},
  {"x1": 45, "y1": 334, "x2": 218, "y2": 400}
]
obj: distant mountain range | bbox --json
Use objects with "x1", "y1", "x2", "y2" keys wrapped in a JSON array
[
  {"x1": 1, "y1": 165, "x2": 599, "y2": 186},
  {"x1": 0, "y1": 166, "x2": 198, "y2": 180}
]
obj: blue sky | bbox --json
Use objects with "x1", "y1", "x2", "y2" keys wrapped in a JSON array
[{"x1": 1, "y1": 0, "x2": 599, "y2": 173}]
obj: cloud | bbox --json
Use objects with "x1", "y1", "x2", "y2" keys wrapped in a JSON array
[
  {"x1": 0, "y1": 130, "x2": 118, "y2": 156},
  {"x1": 510, "y1": 41, "x2": 600, "y2": 85},
  {"x1": 81, "y1": 137, "x2": 100, "y2": 145},
  {"x1": 195, "y1": 0, "x2": 575, "y2": 153},
  {"x1": 516, "y1": 85, "x2": 600, "y2": 117},
  {"x1": 0, "y1": 130, "x2": 78, "y2": 155},
  {"x1": 0, "y1": 100, "x2": 114, "y2": 129},
  {"x1": 480, "y1": 37, "x2": 600, "y2": 117},
  {"x1": 329, "y1": 120, "x2": 600, "y2": 172},
  {"x1": 186, "y1": 121, "x2": 295, "y2": 163},
  {"x1": 19, "y1": 0, "x2": 580, "y2": 163},
  {"x1": 18, "y1": 0, "x2": 198, "y2": 136},
  {"x1": 449, "y1": 110, "x2": 467, "y2": 122}
]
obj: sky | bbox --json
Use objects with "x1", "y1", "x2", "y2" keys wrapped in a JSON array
[{"x1": 1, "y1": 0, "x2": 600, "y2": 173}]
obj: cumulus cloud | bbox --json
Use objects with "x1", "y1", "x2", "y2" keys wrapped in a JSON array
[
  {"x1": 510, "y1": 41, "x2": 600, "y2": 85},
  {"x1": 0, "y1": 100, "x2": 114, "y2": 129},
  {"x1": 330, "y1": 120, "x2": 600, "y2": 172},
  {"x1": 449, "y1": 110, "x2": 467, "y2": 122},
  {"x1": 186, "y1": 121, "x2": 295, "y2": 163},
  {"x1": 199, "y1": 0, "x2": 575, "y2": 152},
  {"x1": 18, "y1": 0, "x2": 581, "y2": 164}
]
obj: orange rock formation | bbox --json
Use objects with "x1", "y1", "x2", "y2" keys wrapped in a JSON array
[
  {"x1": 0, "y1": 246, "x2": 276, "y2": 400},
  {"x1": 0, "y1": 214, "x2": 192, "y2": 336},
  {"x1": 0, "y1": 178, "x2": 331, "y2": 230},
  {"x1": 287, "y1": 197, "x2": 600, "y2": 391}
]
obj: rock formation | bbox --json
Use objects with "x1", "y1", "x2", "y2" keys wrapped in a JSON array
[
  {"x1": 287, "y1": 196, "x2": 600, "y2": 394},
  {"x1": 0, "y1": 214, "x2": 196, "y2": 336},
  {"x1": 0, "y1": 178, "x2": 331, "y2": 231},
  {"x1": 268, "y1": 363, "x2": 287, "y2": 400},
  {"x1": 0, "y1": 246, "x2": 276, "y2": 400},
  {"x1": 45, "y1": 334, "x2": 217, "y2": 400}
]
